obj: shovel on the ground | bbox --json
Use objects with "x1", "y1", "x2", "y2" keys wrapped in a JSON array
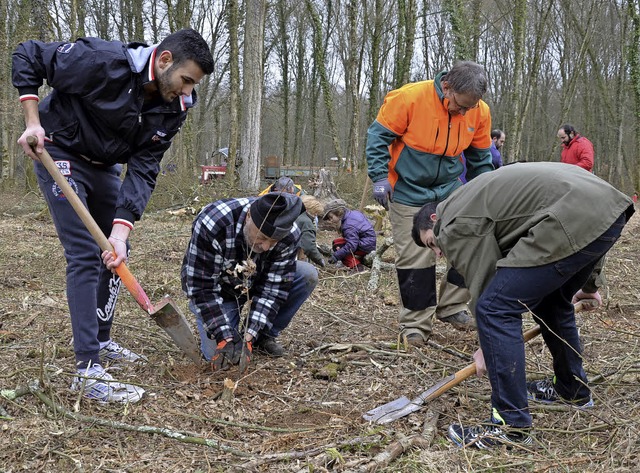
[
  {"x1": 363, "y1": 299, "x2": 599, "y2": 424},
  {"x1": 28, "y1": 136, "x2": 202, "y2": 364}
]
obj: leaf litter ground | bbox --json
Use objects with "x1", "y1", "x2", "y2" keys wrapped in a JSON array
[{"x1": 1, "y1": 196, "x2": 639, "y2": 472}]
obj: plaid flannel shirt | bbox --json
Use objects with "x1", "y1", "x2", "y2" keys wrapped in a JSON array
[{"x1": 181, "y1": 198, "x2": 300, "y2": 342}]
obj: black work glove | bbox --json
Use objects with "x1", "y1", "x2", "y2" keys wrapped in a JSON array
[
  {"x1": 238, "y1": 340, "x2": 253, "y2": 374},
  {"x1": 211, "y1": 339, "x2": 236, "y2": 371},
  {"x1": 327, "y1": 255, "x2": 337, "y2": 264},
  {"x1": 229, "y1": 332, "x2": 243, "y2": 365}
]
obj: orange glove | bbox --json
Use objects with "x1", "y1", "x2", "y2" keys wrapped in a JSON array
[
  {"x1": 238, "y1": 340, "x2": 253, "y2": 374},
  {"x1": 211, "y1": 339, "x2": 235, "y2": 370}
]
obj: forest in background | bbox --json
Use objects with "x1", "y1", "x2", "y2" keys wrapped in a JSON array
[{"x1": 1, "y1": 0, "x2": 639, "y2": 193}]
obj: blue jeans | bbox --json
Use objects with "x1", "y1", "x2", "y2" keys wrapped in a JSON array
[
  {"x1": 476, "y1": 213, "x2": 626, "y2": 428},
  {"x1": 193, "y1": 261, "x2": 318, "y2": 361}
]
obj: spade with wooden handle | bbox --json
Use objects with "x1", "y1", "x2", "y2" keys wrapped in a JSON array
[
  {"x1": 363, "y1": 299, "x2": 599, "y2": 424},
  {"x1": 28, "y1": 136, "x2": 202, "y2": 364}
]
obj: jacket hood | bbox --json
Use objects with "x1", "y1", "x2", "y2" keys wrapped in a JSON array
[{"x1": 126, "y1": 43, "x2": 156, "y2": 73}]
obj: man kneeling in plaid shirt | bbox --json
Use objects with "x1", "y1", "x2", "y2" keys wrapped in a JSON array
[{"x1": 181, "y1": 193, "x2": 318, "y2": 371}]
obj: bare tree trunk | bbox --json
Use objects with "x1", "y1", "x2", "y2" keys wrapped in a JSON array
[
  {"x1": 305, "y1": 0, "x2": 344, "y2": 164},
  {"x1": 276, "y1": 0, "x2": 291, "y2": 165},
  {"x1": 93, "y1": 0, "x2": 111, "y2": 39},
  {"x1": 165, "y1": 0, "x2": 192, "y2": 32},
  {"x1": 0, "y1": 0, "x2": 8, "y2": 182},
  {"x1": 226, "y1": 0, "x2": 241, "y2": 187},
  {"x1": 610, "y1": 22, "x2": 628, "y2": 185},
  {"x1": 393, "y1": 0, "x2": 416, "y2": 87},
  {"x1": 444, "y1": 0, "x2": 473, "y2": 61},
  {"x1": 239, "y1": 0, "x2": 266, "y2": 192},
  {"x1": 505, "y1": 0, "x2": 527, "y2": 163},
  {"x1": 629, "y1": 0, "x2": 640, "y2": 190},
  {"x1": 344, "y1": 0, "x2": 363, "y2": 175},
  {"x1": 132, "y1": 0, "x2": 144, "y2": 41},
  {"x1": 292, "y1": 13, "x2": 306, "y2": 167},
  {"x1": 556, "y1": 3, "x2": 593, "y2": 123},
  {"x1": 69, "y1": 0, "x2": 86, "y2": 39},
  {"x1": 366, "y1": 0, "x2": 384, "y2": 126}
]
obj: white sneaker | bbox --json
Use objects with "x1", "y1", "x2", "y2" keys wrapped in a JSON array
[
  {"x1": 99, "y1": 340, "x2": 147, "y2": 365},
  {"x1": 71, "y1": 364, "x2": 145, "y2": 403}
]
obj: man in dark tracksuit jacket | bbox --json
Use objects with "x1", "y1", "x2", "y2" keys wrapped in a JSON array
[{"x1": 12, "y1": 29, "x2": 213, "y2": 403}]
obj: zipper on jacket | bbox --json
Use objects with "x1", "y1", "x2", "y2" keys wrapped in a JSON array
[
  {"x1": 441, "y1": 114, "x2": 452, "y2": 157},
  {"x1": 427, "y1": 114, "x2": 452, "y2": 189}
]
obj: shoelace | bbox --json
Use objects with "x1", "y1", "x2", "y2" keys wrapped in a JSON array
[
  {"x1": 468, "y1": 424, "x2": 503, "y2": 437},
  {"x1": 536, "y1": 379, "x2": 557, "y2": 398}
]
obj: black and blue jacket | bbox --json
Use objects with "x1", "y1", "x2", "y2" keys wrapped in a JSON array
[{"x1": 12, "y1": 37, "x2": 196, "y2": 224}]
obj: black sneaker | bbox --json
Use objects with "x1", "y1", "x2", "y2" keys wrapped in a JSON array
[
  {"x1": 255, "y1": 336, "x2": 285, "y2": 357},
  {"x1": 448, "y1": 419, "x2": 533, "y2": 449},
  {"x1": 527, "y1": 378, "x2": 594, "y2": 407}
]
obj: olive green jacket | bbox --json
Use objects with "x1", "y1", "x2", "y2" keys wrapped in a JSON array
[
  {"x1": 295, "y1": 212, "x2": 324, "y2": 266},
  {"x1": 434, "y1": 162, "x2": 634, "y2": 313}
]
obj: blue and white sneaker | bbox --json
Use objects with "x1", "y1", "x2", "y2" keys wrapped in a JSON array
[
  {"x1": 99, "y1": 340, "x2": 147, "y2": 365},
  {"x1": 527, "y1": 378, "x2": 594, "y2": 407},
  {"x1": 71, "y1": 364, "x2": 145, "y2": 403}
]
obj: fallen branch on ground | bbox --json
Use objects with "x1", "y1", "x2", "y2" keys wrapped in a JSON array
[
  {"x1": 301, "y1": 342, "x2": 414, "y2": 358},
  {"x1": 357, "y1": 408, "x2": 440, "y2": 472},
  {"x1": 308, "y1": 300, "x2": 357, "y2": 327},
  {"x1": 367, "y1": 237, "x2": 394, "y2": 291},
  {"x1": 238, "y1": 434, "x2": 383, "y2": 469},
  {"x1": 5, "y1": 379, "x2": 250, "y2": 456}
]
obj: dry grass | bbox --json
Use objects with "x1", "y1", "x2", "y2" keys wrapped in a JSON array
[{"x1": 1, "y1": 186, "x2": 639, "y2": 472}]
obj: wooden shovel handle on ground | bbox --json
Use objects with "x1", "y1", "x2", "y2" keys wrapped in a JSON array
[
  {"x1": 364, "y1": 298, "x2": 600, "y2": 423},
  {"x1": 27, "y1": 136, "x2": 153, "y2": 313}
]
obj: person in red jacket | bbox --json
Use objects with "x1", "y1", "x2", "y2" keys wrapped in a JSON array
[
  {"x1": 557, "y1": 124, "x2": 594, "y2": 172},
  {"x1": 557, "y1": 124, "x2": 602, "y2": 308}
]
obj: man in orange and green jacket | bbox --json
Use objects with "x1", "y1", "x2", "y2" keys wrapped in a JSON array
[{"x1": 366, "y1": 60, "x2": 494, "y2": 345}]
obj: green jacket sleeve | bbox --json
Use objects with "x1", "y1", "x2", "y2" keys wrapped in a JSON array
[
  {"x1": 297, "y1": 215, "x2": 324, "y2": 265},
  {"x1": 366, "y1": 120, "x2": 399, "y2": 182}
]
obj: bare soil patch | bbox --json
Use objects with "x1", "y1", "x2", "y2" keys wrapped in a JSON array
[{"x1": 1, "y1": 198, "x2": 639, "y2": 472}]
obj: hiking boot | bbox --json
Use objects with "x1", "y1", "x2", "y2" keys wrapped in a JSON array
[
  {"x1": 440, "y1": 310, "x2": 476, "y2": 331},
  {"x1": 255, "y1": 336, "x2": 285, "y2": 357},
  {"x1": 71, "y1": 364, "x2": 145, "y2": 404},
  {"x1": 99, "y1": 340, "x2": 147, "y2": 365},
  {"x1": 527, "y1": 378, "x2": 594, "y2": 407},
  {"x1": 448, "y1": 414, "x2": 533, "y2": 449},
  {"x1": 405, "y1": 333, "x2": 426, "y2": 347}
]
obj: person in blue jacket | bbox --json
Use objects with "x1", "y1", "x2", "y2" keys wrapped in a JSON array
[
  {"x1": 12, "y1": 29, "x2": 214, "y2": 403},
  {"x1": 490, "y1": 129, "x2": 505, "y2": 169},
  {"x1": 322, "y1": 199, "x2": 376, "y2": 271}
]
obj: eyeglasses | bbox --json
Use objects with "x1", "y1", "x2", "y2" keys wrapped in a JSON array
[{"x1": 450, "y1": 92, "x2": 479, "y2": 113}]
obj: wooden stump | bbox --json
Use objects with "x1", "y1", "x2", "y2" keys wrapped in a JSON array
[
  {"x1": 219, "y1": 378, "x2": 237, "y2": 402},
  {"x1": 313, "y1": 168, "x2": 339, "y2": 200}
]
